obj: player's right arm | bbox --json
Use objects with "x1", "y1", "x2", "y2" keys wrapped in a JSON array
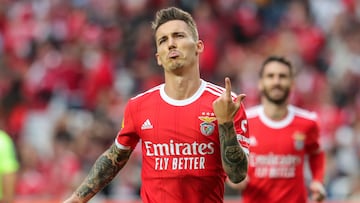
[
  {"x1": 63, "y1": 144, "x2": 132, "y2": 203},
  {"x1": 213, "y1": 77, "x2": 248, "y2": 183}
]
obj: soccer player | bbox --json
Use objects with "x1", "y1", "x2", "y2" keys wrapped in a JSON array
[
  {"x1": 229, "y1": 56, "x2": 326, "y2": 203},
  {"x1": 63, "y1": 7, "x2": 249, "y2": 203},
  {"x1": 0, "y1": 130, "x2": 19, "y2": 203}
]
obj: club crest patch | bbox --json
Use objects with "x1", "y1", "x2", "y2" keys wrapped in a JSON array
[
  {"x1": 293, "y1": 132, "x2": 305, "y2": 150},
  {"x1": 198, "y1": 115, "x2": 216, "y2": 136}
]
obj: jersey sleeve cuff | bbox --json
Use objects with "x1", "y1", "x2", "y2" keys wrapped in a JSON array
[{"x1": 115, "y1": 140, "x2": 132, "y2": 150}]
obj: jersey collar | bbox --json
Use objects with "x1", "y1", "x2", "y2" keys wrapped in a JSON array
[{"x1": 160, "y1": 79, "x2": 206, "y2": 106}]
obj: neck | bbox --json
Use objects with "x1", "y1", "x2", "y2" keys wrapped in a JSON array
[
  {"x1": 164, "y1": 76, "x2": 201, "y2": 100},
  {"x1": 262, "y1": 99, "x2": 288, "y2": 121}
]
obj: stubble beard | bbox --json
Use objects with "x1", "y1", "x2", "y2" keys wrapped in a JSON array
[
  {"x1": 167, "y1": 59, "x2": 184, "y2": 71},
  {"x1": 262, "y1": 87, "x2": 290, "y2": 105}
]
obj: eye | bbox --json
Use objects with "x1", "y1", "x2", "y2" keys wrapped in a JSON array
[
  {"x1": 279, "y1": 73, "x2": 288, "y2": 79},
  {"x1": 265, "y1": 73, "x2": 274, "y2": 78},
  {"x1": 158, "y1": 37, "x2": 167, "y2": 45},
  {"x1": 175, "y1": 33, "x2": 185, "y2": 38}
]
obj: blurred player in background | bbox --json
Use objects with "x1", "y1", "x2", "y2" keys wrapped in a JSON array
[
  {"x1": 229, "y1": 56, "x2": 326, "y2": 203},
  {"x1": 63, "y1": 6, "x2": 249, "y2": 203},
  {"x1": 0, "y1": 130, "x2": 19, "y2": 203}
]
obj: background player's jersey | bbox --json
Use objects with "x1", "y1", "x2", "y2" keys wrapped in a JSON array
[
  {"x1": 115, "y1": 80, "x2": 249, "y2": 203},
  {"x1": 242, "y1": 105, "x2": 321, "y2": 203}
]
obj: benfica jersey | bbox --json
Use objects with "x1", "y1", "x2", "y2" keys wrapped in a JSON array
[
  {"x1": 242, "y1": 105, "x2": 321, "y2": 203},
  {"x1": 115, "y1": 80, "x2": 249, "y2": 203}
]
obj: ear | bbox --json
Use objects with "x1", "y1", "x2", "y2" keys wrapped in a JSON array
[
  {"x1": 196, "y1": 40, "x2": 204, "y2": 54},
  {"x1": 155, "y1": 52, "x2": 162, "y2": 66}
]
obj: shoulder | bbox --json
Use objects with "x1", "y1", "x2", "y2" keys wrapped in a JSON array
[
  {"x1": 0, "y1": 130, "x2": 11, "y2": 144},
  {"x1": 204, "y1": 81, "x2": 238, "y2": 99},
  {"x1": 130, "y1": 84, "x2": 163, "y2": 101},
  {"x1": 245, "y1": 105, "x2": 262, "y2": 119},
  {"x1": 290, "y1": 105, "x2": 318, "y2": 121}
]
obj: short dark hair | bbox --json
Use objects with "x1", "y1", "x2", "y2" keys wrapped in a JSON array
[
  {"x1": 151, "y1": 7, "x2": 199, "y2": 40},
  {"x1": 259, "y1": 56, "x2": 293, "y2": 77}
]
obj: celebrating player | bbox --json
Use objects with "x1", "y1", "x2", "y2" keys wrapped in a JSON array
[
  {"x1": 63, "y1": 7, "x2": 249, "y2": 203},
  {"x1": 229, "y1": 56, "x2": 326, "y2": 202}
]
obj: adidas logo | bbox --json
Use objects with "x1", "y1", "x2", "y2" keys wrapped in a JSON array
[{"x1": 141, "y1": 119, "x2": 153, "y2": 130}]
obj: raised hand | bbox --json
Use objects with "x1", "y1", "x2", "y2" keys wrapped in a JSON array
[{"x1": 212, "y1": 77, "x2": 246, "y2": 124}]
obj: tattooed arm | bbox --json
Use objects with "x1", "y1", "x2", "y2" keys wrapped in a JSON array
[
  {"x1": 213, "y1": 77, "x2": 248, "y2": 184},
  {"x1": 218, "y1": 122, "x2": 248, "y2": 183},
  {"x1": 63, "y1": 144, "x2": 132, "y2": 203}
]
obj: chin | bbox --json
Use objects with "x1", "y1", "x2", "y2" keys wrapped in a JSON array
[
  {"x1": 169, "y1": 63, "x2": 183, "y2": 70},
  {"x1": 270, "y1": 98, "x2": 287, "y2": 105}
]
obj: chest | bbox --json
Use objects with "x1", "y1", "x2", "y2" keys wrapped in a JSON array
[
  {"x1": 134, "y1": 99, "x2": 219, "y2": 144},
  {"x1": 249, "y1": 121, "x2": 308, "y2": 154}
]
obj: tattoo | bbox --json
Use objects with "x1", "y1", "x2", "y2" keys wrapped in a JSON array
[
  {"x1": 75, "y1": 144, "x2": 132, "y2": 201},
  {"x1": 219, "y1": 122, "x2": 248, "y2": 183}
]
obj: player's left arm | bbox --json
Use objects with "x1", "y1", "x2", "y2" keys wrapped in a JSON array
[
  {"x1": 309, "y1": 149, "x2": 326, "y2": 202},
  {"x1": 213, "y1": 77, "x2": 248, "y2": 184},
  {"x1": 307, "y1": 120, "x2": 326, "y2": 202}
]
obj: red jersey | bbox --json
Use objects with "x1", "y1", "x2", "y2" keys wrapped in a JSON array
[
  {"x1": 242, "y1": 105, "x2": 322, "y2": 203},
  {"x1": 115, "y1": 80, "x2": 249, "y2": 203}
]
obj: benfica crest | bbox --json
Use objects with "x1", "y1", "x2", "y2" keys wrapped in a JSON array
[
  {"x1": 293, "y1": 132, "x2": 305, "y2": 151},
  {"x1": 198, "y1": 116, "x2": 216, "y2": 136}
]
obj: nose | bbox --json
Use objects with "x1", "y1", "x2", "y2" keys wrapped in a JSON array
[
  {"x1": 273, "y1": 75, "x2": 281, "y2": 82},
  {"x1": 267, "y1": 75, "x2": 281, "y2": 86},
  {"x1": 167, "y1": 37, "x2": 176, "y2": 49}
]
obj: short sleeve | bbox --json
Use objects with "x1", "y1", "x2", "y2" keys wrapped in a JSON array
[
  {"x1": 0, "y1": 131, "x2": 19, "y2": 174},
  {"x1": 115, "y1": 101, "x2": 140, "y2": 150},
  {"x1": 305, "y1": 119, "x2": 321, "y2": 154},
  {"x1": 233, "y1": 103, "x2": 250, "y2": 155}
]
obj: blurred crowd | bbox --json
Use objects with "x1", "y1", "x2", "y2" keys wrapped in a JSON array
[{"x1": 0, "y1": 0, "x2": 359, "y2": 202}]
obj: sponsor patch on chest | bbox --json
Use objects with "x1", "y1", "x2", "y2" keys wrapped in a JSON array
[
  {"x1": 293, "y1": 132, "x2": 305, "y2": 150},
  {"x1": 198, "y1": 112, "x2": 216, "y2": 136}
]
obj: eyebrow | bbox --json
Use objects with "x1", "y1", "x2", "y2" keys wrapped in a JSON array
[
  {"x1": 157, "y1": 35, "x2": 167, "y2": 44},
  {"x1": 157, "y1": 31, "x2": 187, "y2": 44}
]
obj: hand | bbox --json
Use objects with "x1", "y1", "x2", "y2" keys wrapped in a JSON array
[
  {"x1": 310, "y1": 181, "x2": 326, "y2": 202},
  {"x1": 212, "y1": 77, "x2": 246, "y2": 124}
]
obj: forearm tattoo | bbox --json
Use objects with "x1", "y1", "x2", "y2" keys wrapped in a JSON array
[
  {"x1": 75, "y1": 144, "x2": 132, "y2": 201},
  {"x1": 219, "y1": 122, "x2": 248, "y2": 183}
]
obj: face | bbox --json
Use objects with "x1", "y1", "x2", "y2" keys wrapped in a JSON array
[
  {"x1": 258, "y1": 61, "x2": 293, "y2": 105},
  {"x1": 155, "y1": 20, "x2": 203, "y2": 71}
]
